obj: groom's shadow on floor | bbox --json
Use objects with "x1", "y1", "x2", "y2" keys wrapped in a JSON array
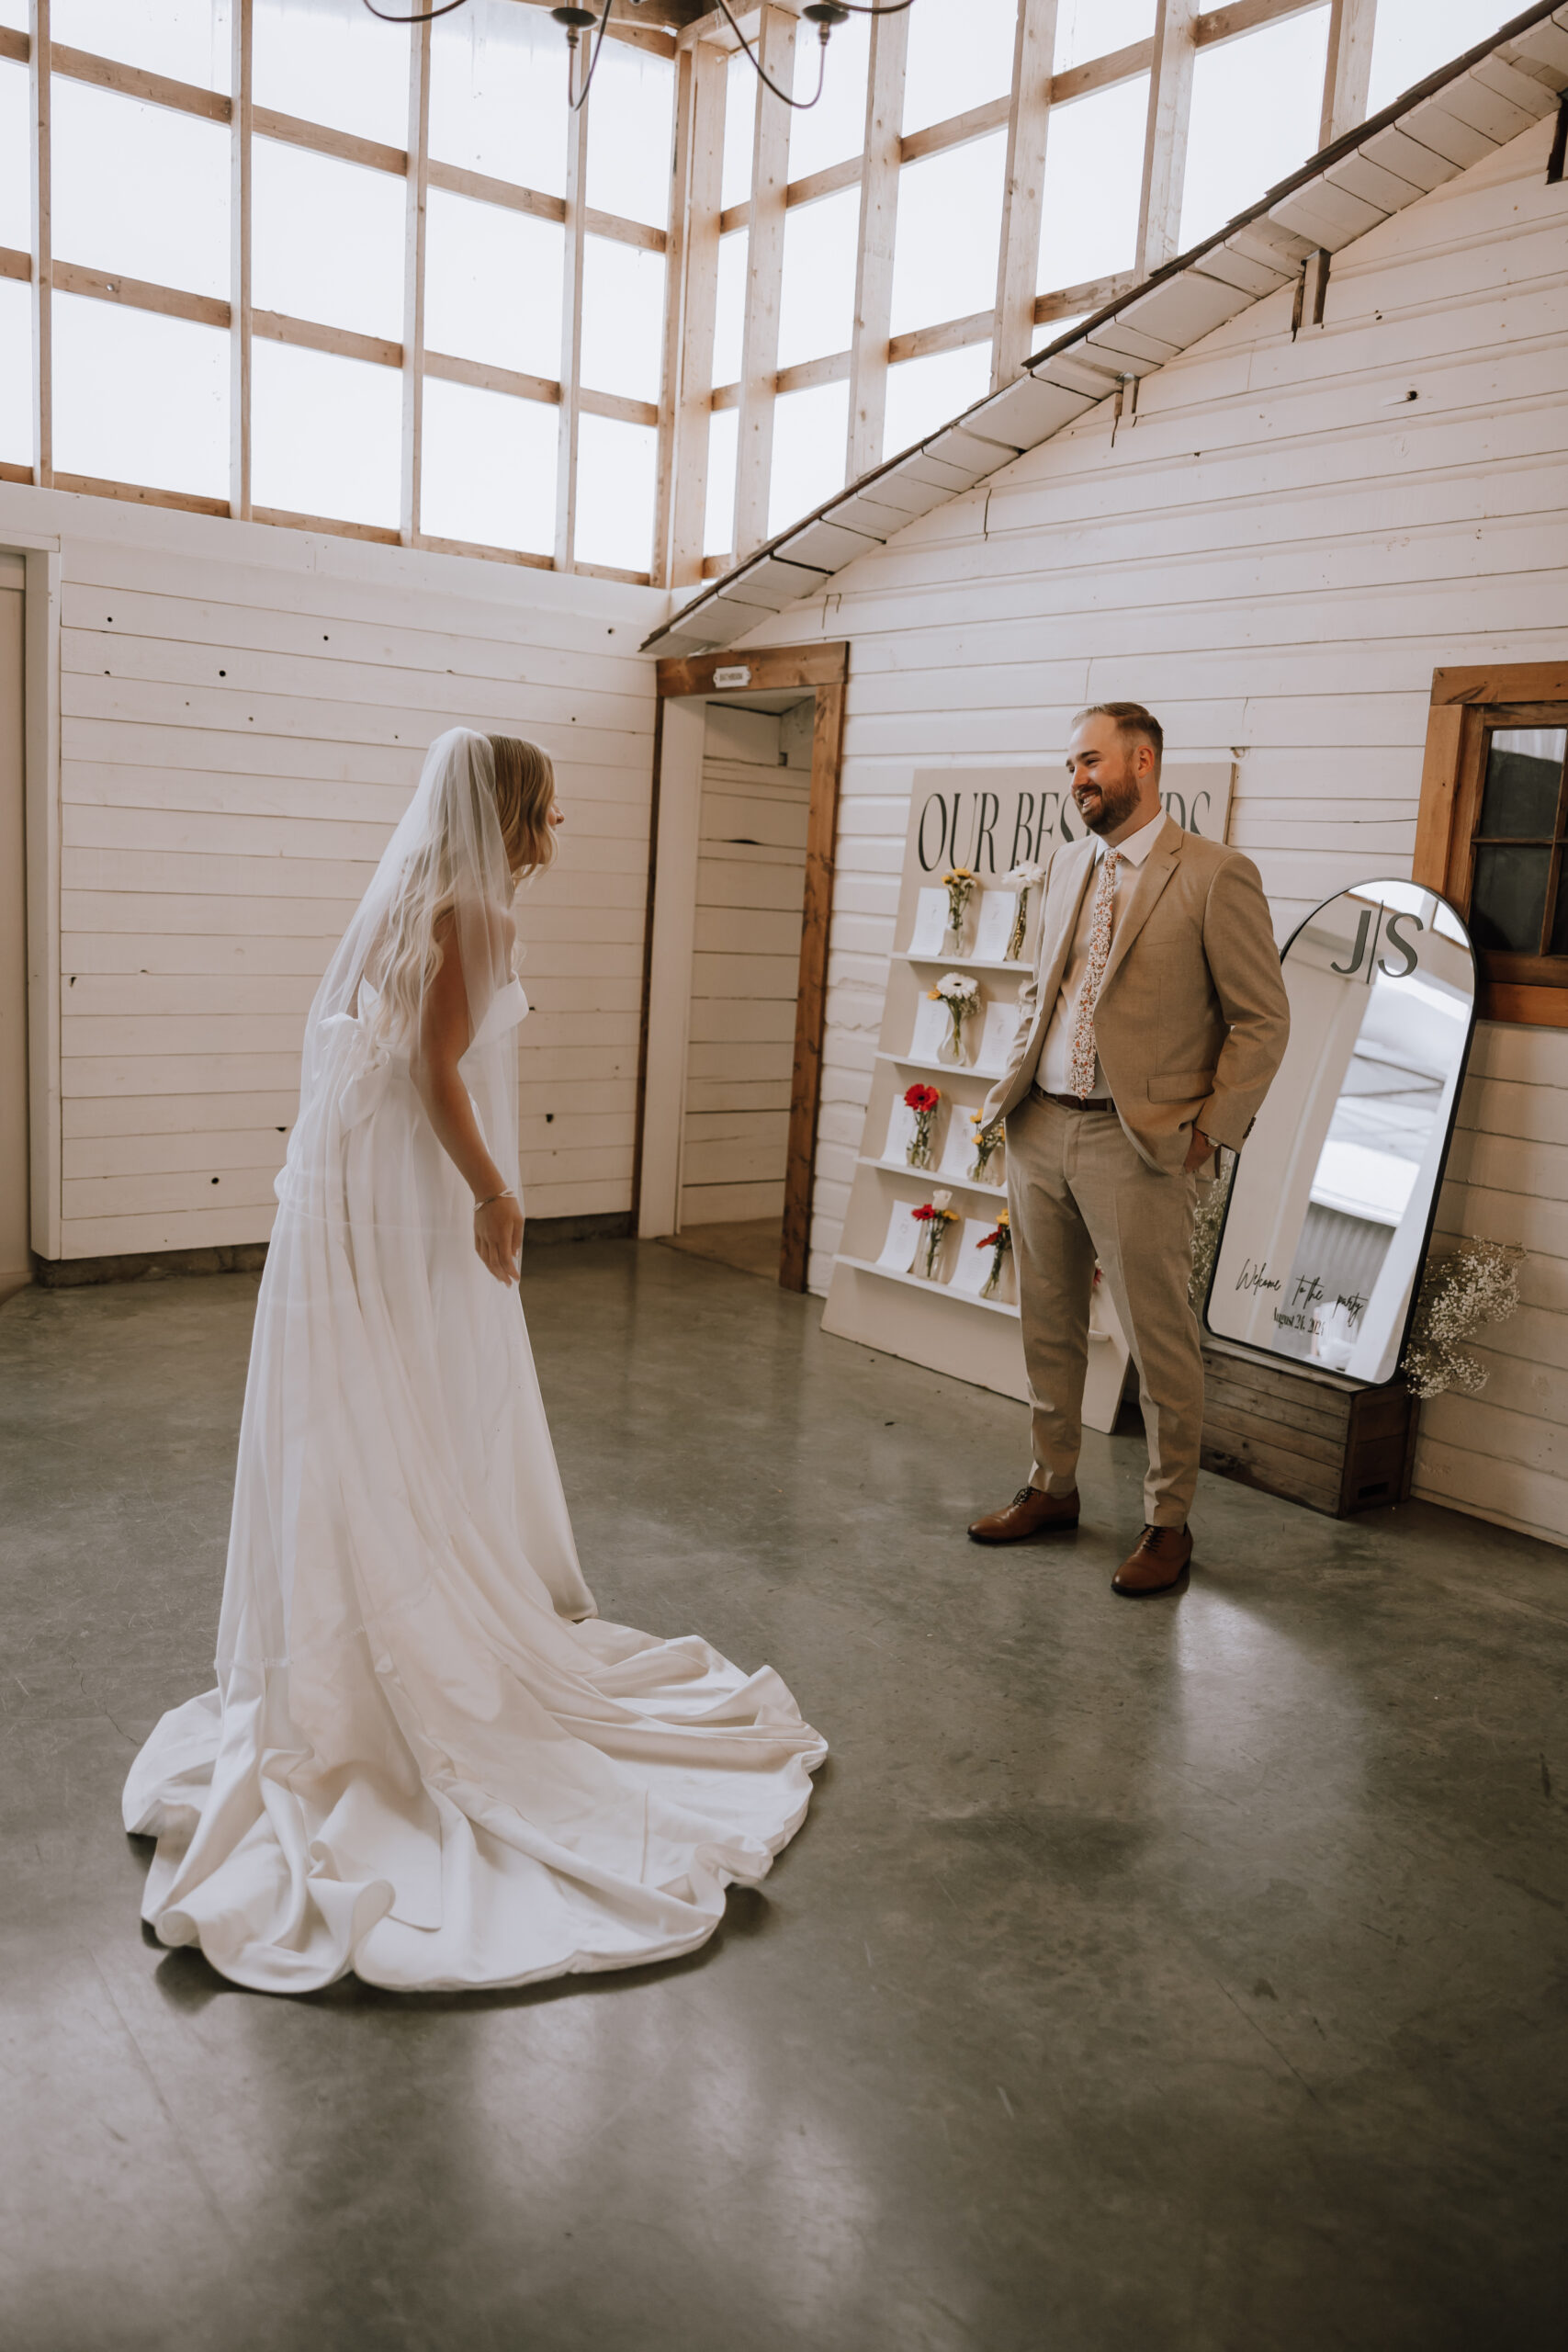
[{"x1": 135, "y1": 1761, "x2": 828, "y2": 2016}]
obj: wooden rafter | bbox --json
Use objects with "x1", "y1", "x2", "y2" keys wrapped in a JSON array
[
  {"x1": 28, "y1": 0, "x2": 50, "y2": 491},
  {"x1": 1139, "y1": 0, "x2": 1200, "y2": 277},
  {"x1": 845, "y1": 2, "x2": 908, "y2": 483},
  {"x1": 659, "y1": 34, "x2": 726, "y2": 588},
  {"x1": 400, "y1": 18, "x2": 431, "y2": 548},
  {"x1": 554, "y1": 50, "x2": 590, "y2": 572},
  {"x1": 734, "y1": 5, "x2": 795, "y2": 558},
  {"x1": 1321, "y1": 0, "x2": 1379, "y2": 144},
  {"x1": 230, "y1": 0, "x2": 253, "y2": 521},
  {"x1": 992, "y1": 0, "x2": 1058, "y2": 391}
]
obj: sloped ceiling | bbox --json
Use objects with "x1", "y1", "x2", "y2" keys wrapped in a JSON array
[{"x1": 643, "y1": 0, "x2": 1568, "y2": 657}]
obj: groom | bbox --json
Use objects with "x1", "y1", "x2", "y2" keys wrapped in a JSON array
[{"x1": 968, "y1": 704, "x2": 1290, "y2": 1595}]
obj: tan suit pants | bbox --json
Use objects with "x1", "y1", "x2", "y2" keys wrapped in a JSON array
[{"x1": 1005, "y1": 1093, "x2": 1204, "y2": 1526}]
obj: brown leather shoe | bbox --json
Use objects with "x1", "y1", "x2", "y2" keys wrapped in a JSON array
[
  {"x1": 1111, "y1": 1524, "x2": 1192, "y2": 1596},
  {"x1": 968, "y1": 1485, "x2": 1080, "y2": 1544}
]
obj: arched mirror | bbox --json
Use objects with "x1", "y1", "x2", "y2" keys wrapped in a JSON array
[{"x1": 1203, "y1": 880, "x2": 1476, "y2": 1385}]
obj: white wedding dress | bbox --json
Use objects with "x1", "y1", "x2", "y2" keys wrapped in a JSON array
[{"x1": 123, "y1": 731, "x2": 825, "y2": 1995}]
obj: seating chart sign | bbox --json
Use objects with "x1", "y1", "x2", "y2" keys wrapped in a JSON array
[
  {"x1": 972, "y1": 890, "x2": 1020, "y2": 964},
  {"x1": 951, "y1": 1218, "x2": 1002, "y2": 1297},
  {"x1": 876, "y1": 1203, "x2": 922, "y2": 1272}
]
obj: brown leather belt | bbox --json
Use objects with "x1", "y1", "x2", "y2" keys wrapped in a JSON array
[{"x1": 1032, "y1": 1084, "x2": 1113, "y2": 1112}]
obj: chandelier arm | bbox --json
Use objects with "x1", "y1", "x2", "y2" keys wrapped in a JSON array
[
  {"x1": 359, "y1": 0, "x2": 470, "y2": 22},
  {"x1": 818, "y1": 3, "x2": 918, "y2": 13},
  {"x1": 714, "y1": 0, "x2": 829, "y2": 109},
  {"x1": 567, "y1": 0, "x2": 616, "y2": 114}
]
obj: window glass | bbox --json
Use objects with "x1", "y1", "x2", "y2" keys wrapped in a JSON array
[
  {"x1": 777, "y1": 187, "x2": 858, "y2": 370},
  {"x1": 704, "y1": 406, "x2": 738, "y2": 557},
  {"x1": 1180, "y1": 12, "x2": 1329, "y2": 252},
  {"x1": 581, "y1": 238, "x2": 665, "y2": 404},
  {"x1": 1053, "y1": 0, "x2": 1154, "y2": 74},
  {"x1": 890, "y1": 134, "x2": 1006, "y2": 338},
  {"x1": 421, "y1": 377, "x2": 556, "y2": 555},
  {"x1": 423, "y1": 190, "x2": 562, "y2": 382},
  {"x1": 903, "y1": 0, "x2": 1016, "y2": 138},
  {"x1": 573, "y1": 412, "x2": 656, "y2": 573},
  {"x1": 1469, "y1": 846, "x2": 1550, "y2": 954},
  {"x1": 1367, "y1": 0, "x2": 1515, "y2": 113},
  {"x1": 430, "y1": 0, "x2": 567, "y2": 197},
  {"x1": 884, "y1": 343, "x2": 992, "y2": 458},
  {"x1": 1478, "y1": 729, "x2": 1567, "y2": 836},
  {"x1": 254, "y1": 0, "x2": 407, "y2": 149},
  {"x1": 769, "y1": 379, "x2": 847, "y2": 538},
  {"x1": 0, "y1": 277, "x2": 30, "y2": 467},
  {"x1": 253, "y1": 139, "x2": 404, "y2": 339},
  {"x1": 721, "y1": 48, "x2": 754, "y2": 211},
  {"x1": 52, "y1": 81, "x2": 229, "y2": 298},
  {"x1": 252, "y1": 339, "x2": 400, "y2": 526},
  {"x1": 787, "y1": 13, "x2": 869, "y2": 181},
  {"x1": 1038, "y1": 76, "x2": 1147, "y2": 292},
  {"x1": 53, "y1": 295, "x2": 226, "y2": 493},
  {"x1": 0, "y1": 1, "x2": 25, "y2": 26},
  {"x1": 0, "y1": 60, "x2": 28, "y2": 251},
  {"x1": 712, "y1": 229, "x2": 748, "y2": 389},
  {"x1": 584, "y1": 40, "x2": 674, "y2": 231},
  {"x1": 51, "y1": 0, "x2": 230, "y2": 91}
]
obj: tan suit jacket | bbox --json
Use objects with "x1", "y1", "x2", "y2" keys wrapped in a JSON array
[{"x1": 982, "y1": 815, "x2": 1290, "y2": 1175}]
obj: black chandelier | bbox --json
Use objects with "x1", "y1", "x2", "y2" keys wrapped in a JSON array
[{"x1": 361, "y1": 1, "x2": 918, "y2": 113}]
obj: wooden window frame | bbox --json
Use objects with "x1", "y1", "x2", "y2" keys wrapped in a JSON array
[
  {"x1": 1414, "y1": 662, "x2": 1568, "y2": 1031},
  {"x1": 641, "y1": 640, "x2": 849, "y2": 1294}
]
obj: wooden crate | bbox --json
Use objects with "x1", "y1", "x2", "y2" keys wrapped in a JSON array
[{"x1": 1199, "y1": 1336, "x2": 1417, "y2": 1519}]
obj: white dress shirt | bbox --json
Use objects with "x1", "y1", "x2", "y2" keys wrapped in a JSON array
[{"x1": 1033, "y1": 809, "x2": 1168, "y2": 1100}]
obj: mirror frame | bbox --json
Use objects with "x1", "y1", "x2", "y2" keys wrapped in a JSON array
[{"x1": 1200, "y1": 878, "x2": 1478, "y2": 1389}]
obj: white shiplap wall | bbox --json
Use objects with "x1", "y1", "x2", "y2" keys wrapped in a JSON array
[
  {"x1": 0, "y1": 487, "x2": 664, "y2": 1260},
  {"x1": 731, "y1": 113, "x2": 1568, "y2": 1549}
]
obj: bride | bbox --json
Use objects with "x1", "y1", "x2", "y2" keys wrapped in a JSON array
[{"x1": 124, "y1": 729, "x2": 825, "y2": 1994}]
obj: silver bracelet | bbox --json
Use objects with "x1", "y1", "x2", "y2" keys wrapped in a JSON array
[{"x1": 473, "y1": 1190, "x2": 515, "y2": 1213}]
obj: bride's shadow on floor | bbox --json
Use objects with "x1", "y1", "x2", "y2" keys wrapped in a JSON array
[{"x1": 134, "y1": 1758, "x2": 829, "y2": 2017}]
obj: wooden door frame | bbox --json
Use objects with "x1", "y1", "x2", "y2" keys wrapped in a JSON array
[{"x1": 640, "y1": 639, "x2": 849, "y2": 1293}]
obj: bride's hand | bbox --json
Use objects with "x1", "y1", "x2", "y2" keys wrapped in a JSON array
[{"x1": 474, "y1": 1193, "x2": 524, "y2": 1284}]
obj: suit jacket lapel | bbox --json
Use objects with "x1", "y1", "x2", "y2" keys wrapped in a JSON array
[
  {"x1": 1097, "y1": 815, "x2": 1182, "y2": 999},
  {"x1": 1033, "y1": 842, "x2": 1096, "y2": 998}
]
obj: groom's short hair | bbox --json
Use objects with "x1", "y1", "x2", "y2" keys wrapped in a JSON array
[{"x1": 1073, "y1": 701, "x2": 1164, "y2": 775}]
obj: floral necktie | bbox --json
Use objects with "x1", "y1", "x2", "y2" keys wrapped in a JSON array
[{"x1": 1068, "y1": 846, "x2": 1122, "y2": 1100}]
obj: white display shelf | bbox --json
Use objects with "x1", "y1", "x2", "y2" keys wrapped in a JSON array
[
  {"x1": 876, "y1": 1050, "x2": 1005, "y2": 1081},
  {"x1": 858, "y1": 1154, "x2": 1006, "y2": 1202},
  {"x1": 837, "y1": 1255, "x2": 1021, "y2": 1319},
  {"x1": 900, "y1": 949, "x2": 1028, "y2": 973}
]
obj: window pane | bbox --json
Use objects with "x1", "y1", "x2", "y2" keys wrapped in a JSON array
[
  {"x1": 721, "y1": 49, "x2": 754, "y2": 212},
  {"x1": 430, "y1": 0, "x2": 567, "y2": 198},
  {"x1": 705, "y1": 407, "x2": 738, "y2": 557},
  {"x1": 1054, "y1": 0, "x2": 1154, "y2": 73},
  {"x1": 884, "y1": 343, "x2": 992, "y2": 459},
  {"x1": 53, "y1": 295, "x2": 226, "y2": 493},
  {"x1": 421, "y1": 377, "x2": 555, "y2": 556},
  {"x1": 584, "y1": 40, "x2": 674, "y2": 231},
  {"x1": 1551, "y1": 866, "x2": 1568, "y2": 957},
  {"x1": 1039, "y1": 76, "x2": 1149, "y2": 292},
  {"x1": 254, "y1": 0, "x2": 407, "y2": 149},
  {"x1": 787, "y1": 15, "x2": 869, "y2": 181},
  {"x1": 713, "y1": 230, "x2": 747, "y2": 389},
  {"x1": 891, "y1": 135, "x2": 1006, "y2": 338},
  {"x1": 769, "y1": 379, "x2": 847, "y2": 538},
  {"x1": 51, "y1": 0, "x2": 230, "y2": 91},
  {"x1": 0, "y1": 277, "x2": 30, "y2": 468},
  {"x1": 1180, "y1": 11, "x2": 1330, "y2": 253},
  {"x1": 252, "y1": 340, "x2": 400, "y2": 526},
  {"x1": 574, "y1": 413, "x2": 655, "y2": 574},
  {"x1": 1478, "y1": 729, "x2": 1567, "y2": 837},
  {"x1": 423, "y1": 190, "x2": 562, "y2": 382},
  {"x1": 1368, "y1": 0, "x2": 1516, "y2": 114},
  {"x1": 52, "y1": 81, "x2": 229, "y2": 299},
  {"x1": 777, "y1": 187, "x2": 858, "y2": 370},
  {"x1": 903, "y1": 0, "x2": 1017, "y2": 138},
  {"x1": 254, "y1": 140, "x2": 404, "y2": 339},
  {"x1": 581, "y1": 238, "x2": 664, "y2": 404},
  {"x1": 0, "y1": 59, "x2": 28, "y2": 251},
  {"x1": 0, "y1": 1, "x2": 24, "y2": 25},
  {"x1": 1469, "y1": 844, "x2": 1551, "y2": 954}
]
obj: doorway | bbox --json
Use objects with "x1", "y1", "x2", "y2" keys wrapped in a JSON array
[
  {"x1": 637, "y1": 642, "x2": 848, "y2": 1292},
  {"x1": 0, "y1": 558, "x2": 27, "y2": 1302}
]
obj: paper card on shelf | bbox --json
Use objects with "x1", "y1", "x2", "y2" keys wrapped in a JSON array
[
  {"x1": 973, "y1": 890, "x2": 1019, "y2": 964},
  {"x1": 908, "y1": 993, "x2": 948, "y2": 1061},
  {"x1": 875, "y1": 1202, "x2": 922, "y2": 1274},
  {"x1": 906, "y1": 888, "x2": 948, "y2": 957},
  {"x1": 976, "y1": 998, "x2": 1021, "y2": 1074},
  {"x1": 951, "y1": 1217, "x2": 1001, "y2": 1296},
  {"x1": 939, "y1": 1114, "x2": 979, "y2": 1182},
  {"x1": 884, "y1": 1097, "x2": 918, "y2": 1163}
]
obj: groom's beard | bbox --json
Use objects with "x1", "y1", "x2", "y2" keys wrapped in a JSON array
[{"x1": 1076, "y1": 772, "x2": 1144, "y2": 836}]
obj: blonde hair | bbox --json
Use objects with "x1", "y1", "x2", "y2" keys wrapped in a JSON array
[{"x1": 488, "y1": 735, "x2": 558, "y2": 879}]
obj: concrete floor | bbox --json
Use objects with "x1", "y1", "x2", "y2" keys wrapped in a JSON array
[
  {"x1": 659, "y1": 1216, "x2": 784, "y2": 1281},
  {"x1": 2, "y1": 1242, "x2": 1565, "y2": 2352}
]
